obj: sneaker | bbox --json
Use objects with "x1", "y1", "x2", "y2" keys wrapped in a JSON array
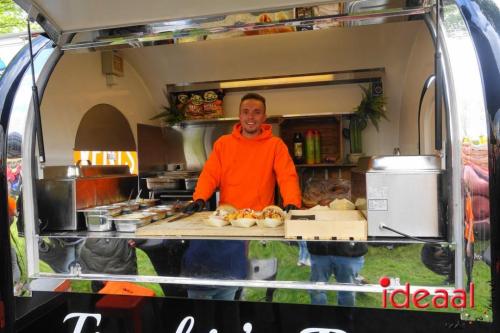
[
  {"x1": 354, "y1": 275, "x2": 368, "y2": 284},
  {"x1": 297, "y1": 259, "x2": 311, "y2": 267}
]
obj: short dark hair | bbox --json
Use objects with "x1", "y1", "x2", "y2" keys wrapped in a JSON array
[{"x1": 240, "y1": 93, "x2": 266, "y2": 110}]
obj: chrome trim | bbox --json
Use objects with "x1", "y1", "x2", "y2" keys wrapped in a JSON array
[
  {"x1": 61, "y1": 6, "x2": 430, "y2": 52},
  {"x1": 153, "y1": 112, "x2": 350, "y2": 127},
  {"x1": 58, "y1": 0, "x2": 344, "y2": 34},
  {"x1": 439, "y1": 0, "x2": 490, "y2": 319},
  {"x1": 35, "y1": 273, "x2": 456, "y2": 295},
  {"x1": 424, "y1": 7, "x2": 455, "y2": 245},
  {"x1": 168, "y1": 68, "x2": 385, "y2": 93},
  {"x1": 37, "y1": 233, "x2": 449, "y2": 244},
  {"x1": 5, "y1": 37, "x2": 55, "y2": 291},
  {"x1": 423, "y1": 12, "x2": 436, "y2": 46},
  {"x1": 20, "y1": 44, "x2": 61, "y2": 279}
]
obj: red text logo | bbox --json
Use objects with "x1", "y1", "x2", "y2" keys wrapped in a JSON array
[{"x1": 379, "y1": 276, "x2": 474, "y2": 309}]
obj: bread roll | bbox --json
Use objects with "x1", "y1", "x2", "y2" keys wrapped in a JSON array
[
  {"x1": 204, "y1": 204, "x2": 237, "y2": 227},
  {"x1": 256, "y1": 218, "x2": 283, "y2": 228},
  {"x1": 205, "y1": 216, "x2": 230, "y2": 227},
  {"x1": 229, "y1": 208, "x2": 260, "y2": 227},
  {"x1": 231, "y1": 218, "x2": 257, "y2": 228},
  {"x1": 262, "y1": 205, "x2": 284, "y2": 214},
  {"x1": 308, "y1": 205, "x2": 330, "y2": 211},
  {"x1": 329, "y1": 198, "x2": 356, "y2": 210},
  {"x1": 354, "y1": 198, "x2": 367, "y2": 211},
  {"x1": 259, "y1": 205, "x2": 285, "y2": 228},
  {"x1": 217, "y1": 204, "x2": 237, "y2": 213}
]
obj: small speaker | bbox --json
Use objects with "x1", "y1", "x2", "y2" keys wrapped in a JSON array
[{"x1": 372, "y1": 80, "x2": 383, "y2": 96}]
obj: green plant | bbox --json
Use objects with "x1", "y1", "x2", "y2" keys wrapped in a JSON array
[
  {"x1": 150, "y1": 90, "x2": 187, "y2": 126},
  {"x1": 350, "y1": 84, "x2": 388, "y2": 153}
]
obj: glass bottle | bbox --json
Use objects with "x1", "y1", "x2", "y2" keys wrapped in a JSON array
[
  {"x1": 305, "y1": 129, "x2": 315, "y2": 164},
  {"x1": 293, "y1": 132, "x2": 304, "y2": 164}
]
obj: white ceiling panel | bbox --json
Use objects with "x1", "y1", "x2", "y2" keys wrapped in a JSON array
[{"x1": 18, "y1": 0, "x2": 329, "y2": 33}]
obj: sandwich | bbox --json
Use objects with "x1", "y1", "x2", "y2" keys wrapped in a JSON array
[
  {"x1": 230, "y1": 209, "x2": 261, "y2": 228},
  {"x1": 257, "y1": 205, "x2": 286, "y2": 228},
  {"x1": 205, "y1": 204, "x2": 237, "y2": 227}
]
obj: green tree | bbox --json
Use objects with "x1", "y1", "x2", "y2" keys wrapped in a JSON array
[{"x1": 0, "y1": 0, "x2": 27, "y2": 34}]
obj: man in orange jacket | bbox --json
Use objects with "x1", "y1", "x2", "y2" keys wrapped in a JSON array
[{"x1": 182, "y1": 92, "x2": 301, "y2": 300}]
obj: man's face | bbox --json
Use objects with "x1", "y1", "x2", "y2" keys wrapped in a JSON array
[{"x1": 239, "y1": 99, "x2": 266, "y2": 137}]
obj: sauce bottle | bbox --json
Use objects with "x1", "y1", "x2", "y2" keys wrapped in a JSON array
[
  {"x1": 293, "y1": 132, "x2": 304, "y2": 164},
  {"x1": 314, "y1": 130, "x2": 321, "y2": 163},
  {"x1": 305, "y1": 129, "x2": 315, "y2": 164}
]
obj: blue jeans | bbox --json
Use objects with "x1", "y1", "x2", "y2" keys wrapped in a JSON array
[
  {"x1": 298, "y1": 241, "x2": 311, "y2": 263},
  {"x1": 309, "y1": 255, "x2": 364, "y2": 306},
  {"x1": 187, "y1": 287, "x2": 239, "y2": 300}
]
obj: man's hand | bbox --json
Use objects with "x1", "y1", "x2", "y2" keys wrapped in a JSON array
[
  {"x1": 183, "y1": 199, "x2": 205, "y2": 213},
  {"x1": 283, "y1": 204, "x2": 299, "y2": 212}
]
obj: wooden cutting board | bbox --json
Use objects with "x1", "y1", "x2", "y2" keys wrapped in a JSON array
[{"x1": 135, "y1": 211, "x2": 284, "y2": 237}]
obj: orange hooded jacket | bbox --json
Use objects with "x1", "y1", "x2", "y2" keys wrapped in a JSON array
[{"x1": 193, "y1": 123, "x2": 301, "y2": 210}]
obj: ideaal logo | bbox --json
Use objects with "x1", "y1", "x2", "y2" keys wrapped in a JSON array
[{"x1": 379, "y1": 276, "x2": 474, "y2": 309}]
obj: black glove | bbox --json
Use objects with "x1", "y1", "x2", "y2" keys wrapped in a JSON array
[
  {"x1": 183, "y1": 199, "x2": 205, "y2": 213},
  {"x1": 283, "y1": 204, "x2": 299, "y2": 213}
]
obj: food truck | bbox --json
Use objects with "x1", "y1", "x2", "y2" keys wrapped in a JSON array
[{"x1": 0, "y1": 0, "x2": 499, "y2": 332}]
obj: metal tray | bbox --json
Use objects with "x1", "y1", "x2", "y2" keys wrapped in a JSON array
[
  {"x1": 142, "y1": 207, "x2": 168, "y2": 221},
  {"x1": 79, "y1": 205, "x2": 123, "y2": 231},
  {"x1": 135, "y1": 198, "x2": 159, "y2": 209},
  {"x1": 146, "y1": 177, "x2": 182, "y2": 190},
  {"x1": 111, "y1": 212, "x2": 155, "y2": 232},
  {"x1": 79, "y1": 205, "x2": 122, "y2": 216},
  {"x1": 114, "y1": 201, "x2": 140, "y2": 213},
  {"x1": 83, "y1": 215, "x2": 113, "y2": 231}
]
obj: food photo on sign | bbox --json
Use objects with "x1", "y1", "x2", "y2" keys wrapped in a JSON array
[{"x1": 174, "y1": 89, "x2": 225, "y2": 120}]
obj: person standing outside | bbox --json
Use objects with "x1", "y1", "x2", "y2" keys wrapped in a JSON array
[
  {"x1": 307, "y1": 241, "x2": 367, "y2": 306},
  {"x1": 182, "y1": 92, "x2": 302, "y2": 300}
]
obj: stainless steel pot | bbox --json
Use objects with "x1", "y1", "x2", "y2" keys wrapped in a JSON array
[{"x1": 79, "y1": 205, "x2": 122, "y2": 231}]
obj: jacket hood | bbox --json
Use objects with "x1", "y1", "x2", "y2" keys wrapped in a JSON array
[{"x1": 232, "y1": 123, "x2": 273, "y2": 141}]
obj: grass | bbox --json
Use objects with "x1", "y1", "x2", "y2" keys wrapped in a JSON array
[
  {"x1": 70, "y1": 239, "x2": 491, "y2": 321},
  {"x1": 246, "y1": 241, "x2": 491, "y2": 321},
  {"x1": 69, "y1": 248, "x2": 165, "y2": 296}
]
